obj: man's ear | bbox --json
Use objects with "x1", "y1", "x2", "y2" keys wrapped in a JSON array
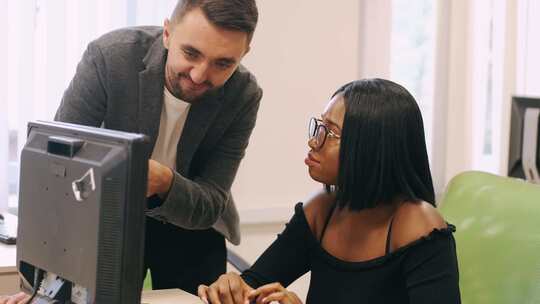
[
  {"x1": 163, "y1": 18, "x2": 171, "y2": 49},
  {"x1": 243, "y1": 45, "x2": 251, "y2": 57}
]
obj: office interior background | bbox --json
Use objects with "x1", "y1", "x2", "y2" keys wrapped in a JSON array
[{"x1": 1, "y1": 0, "x2": 539, "y2": 298}]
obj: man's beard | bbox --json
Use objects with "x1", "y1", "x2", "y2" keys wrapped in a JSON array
[{"x1": 168, "y1": 73, "x2": 216, "y2": 103}]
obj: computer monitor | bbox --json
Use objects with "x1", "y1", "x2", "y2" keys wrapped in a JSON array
[
  {"x1": 16, "y1": 121, "x2": 149, "y2": 303},
  {"x1": 508, "y1": 96, "x2": 540, "y2": 183}
]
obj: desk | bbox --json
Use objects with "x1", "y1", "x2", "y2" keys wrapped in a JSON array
[
  {"x1": 141, "y1": 289, "x2": 201, "y2": 303},
  {"x1": 0, "y1": 213, "x2": 18, "y2": 295}
]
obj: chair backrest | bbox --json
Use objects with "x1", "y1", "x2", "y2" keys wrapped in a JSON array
[{"x1": 439, "y1": 171, "x2": 540, "y2": 304}]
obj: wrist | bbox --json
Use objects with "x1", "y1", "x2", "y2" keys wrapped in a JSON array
[{"x1": 160, "y1": 167, "x2": 174, "y2": 195}]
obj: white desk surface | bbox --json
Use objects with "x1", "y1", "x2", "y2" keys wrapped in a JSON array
[
  {"x1": 141, "y1": 289, "x2": 201, "y2": 303},
  {"x1": 0, "y1": 213, "x2": 17, "y2": 273}
]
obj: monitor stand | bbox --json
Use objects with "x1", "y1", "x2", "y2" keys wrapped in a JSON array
[{"x1": 523, "y1": 108, "x2": 540, "y2": 183}]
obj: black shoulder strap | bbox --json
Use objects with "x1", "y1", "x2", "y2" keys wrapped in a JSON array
[{"x1": 385, "y1": 216, "x2": 396, "y2": 254}]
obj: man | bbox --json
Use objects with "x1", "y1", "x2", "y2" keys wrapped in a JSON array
[{"x1": 1, "y1": 0, "x2": 261, "y2": 301}]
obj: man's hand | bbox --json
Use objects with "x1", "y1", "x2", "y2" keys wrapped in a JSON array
[
  {"x1": 147, "y1": 159, "x2": 173, "y2": 197},
  {"x1": 248, "y1": 283, "x2": 302, "y2": 304},
  {"x1": 198, "y1": 272, "x2": 253, "y2": 304},
  {"x1": 0, "y1": 292, "x2": 31, "y2": 304}
]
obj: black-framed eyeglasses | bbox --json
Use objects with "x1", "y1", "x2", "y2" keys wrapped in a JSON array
[{"x1": 308, "y1": 117, "x2": 341, "y2": 149}]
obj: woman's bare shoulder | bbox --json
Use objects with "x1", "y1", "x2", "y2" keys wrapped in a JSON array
[
  {"x1": 391, "y1": 201, "x2": 447, "y2": 250},
  {"x1": 302, "y1": 189, "x2": 336, "y2": 236}
]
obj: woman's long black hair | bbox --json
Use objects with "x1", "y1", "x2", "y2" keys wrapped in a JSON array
[{"x1": 332, "y1": 78, "x2": 435, "y2": 210}]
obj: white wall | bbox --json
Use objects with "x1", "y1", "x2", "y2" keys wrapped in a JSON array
[
  {"x1": 358, "y1": 0, "x2": 391, "y2": 78},
  {"x1": 233, "y1": 0, "x2": 361, "y2": 223},
  {"x1": 0, "y1": 0, "x2": 7, "y2": 214}
]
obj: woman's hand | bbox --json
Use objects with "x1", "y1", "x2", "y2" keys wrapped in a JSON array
[
  {"x1": 198, "y1": 272, "x2": 253, "y2": 304},
  {"x1": 248, "y1": 282, "x2": 302, "y2": 304},
  {"x1": 0, "y1": 292, "x2": 31, "y2": 304}
]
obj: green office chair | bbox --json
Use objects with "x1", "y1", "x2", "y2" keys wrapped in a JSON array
[{"x1": 439, "y1": 171, "x2": 540, "y2": 304}]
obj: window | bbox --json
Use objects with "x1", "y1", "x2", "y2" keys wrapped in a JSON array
[
  {"x1": 2, "y1": 0, "x2": 177, "y2": 210},
  {"x1": 390, "y1": 0, "x2": 437, "y2": 156},
  {"x1": 470, "y1": 0, "x2": 507, "y2": 173},
  {"x1": 517, "y1": 0, "x2": 540, "y2": 96}
]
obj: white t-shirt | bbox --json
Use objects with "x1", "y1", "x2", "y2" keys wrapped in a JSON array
[{"x1": 150, "y1": 87, "x2": 191, "y2": 169}]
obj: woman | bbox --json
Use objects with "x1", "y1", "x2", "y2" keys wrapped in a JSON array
[{"x1": 198, "y1": 79, "x2": 460, "y2": 304}]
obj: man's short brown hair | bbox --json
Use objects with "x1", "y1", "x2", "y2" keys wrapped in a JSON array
[{"x1": 171, "y1": 0, "x2": 259, "y2": 41}]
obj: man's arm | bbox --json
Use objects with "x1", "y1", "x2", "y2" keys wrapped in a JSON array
[
  {"x1": 54, "y1": 42, "x2": 107, "y2": 126},
  {"x1": 147, "y1": 84, "x2": 262, "y2": 229}
]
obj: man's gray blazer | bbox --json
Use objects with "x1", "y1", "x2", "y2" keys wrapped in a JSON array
[{"x1": 55, "y1": 26, "x2": 262, "y2": 245}]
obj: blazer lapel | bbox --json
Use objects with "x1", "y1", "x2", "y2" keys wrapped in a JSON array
[
  {"x1": 138, "y1": 34, "x2": 167, "y2": 155},
  {"x1": 177, "y1": 88, "x2": 224, "y2": 175}
]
